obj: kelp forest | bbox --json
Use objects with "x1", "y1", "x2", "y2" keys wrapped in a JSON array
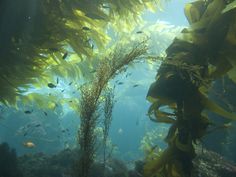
[{"x1": 1, "y1": 0, "x2": 236, "y2": 177}]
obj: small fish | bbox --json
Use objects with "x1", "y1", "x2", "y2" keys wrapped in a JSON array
[
  {"x1": 56, "y1": 77, "x2": 59, "y2": 84},
  {"x1": 61, "y1": 89, "x2": 65, "y2": 92},
  {"x1": 62, "y1": 52, "x2": 68, "y2": 60},
  {"x1": 118, "y1": 128, "x2": 123, "y2": 134},
  {"x1": 222, "y1": 122, "x2": 233, "y2": 129},
  {"x1": 23, "y1": 141, "x2": 36, "y2": 148},
  {"x1": 48, "y1": 83, "x2": 57, "y2": 88},
  {"x1": 68, "y1": 82, "x2": 73, "y2": 86},
  {"x1": 91, "y1": 44, "x2": 94, "y2": 49},
  {"x1": 43, "y1": 111, "x2": 48, "y2": 116},
  {"x1": 133, "y1": 84, "x2": 139, "y2": 87},
  {"x1": 117, "y1": 82, "x2": 124, "y2": 85},
  {"x1": 23, "y1": 132, "x2": 28, "y2": 136},
  {"x1": 24, "y1": 110, "x2": 33, "y2": 114},
  {"x1": 136, "y1": 31, "x2": 143, "y2": 34},
  {"x1": 125, "y1": 73, "x2": 132, "y2": 78},
  {"x1": 82, "y1": 26, "x2": 90, "y2": 31},
  {"x1": 35, "y1": 124, "x2": 41, "y2": 127},
  {"x1": 85, "y1": 13, "x2": 105, "y2": 20}
]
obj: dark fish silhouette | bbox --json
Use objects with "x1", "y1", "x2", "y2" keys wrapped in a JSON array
[
  {"x1": 136, "y1": 31, "x2": 143, "y2": 34},
  {"x1": 62, "y1": 52, "x2": 68, "y2": 60},
  {"x1": 82, "y1": 26, "x2": 90, "y2": 31},
  {"x1": 24, "y1": 110, "x2": 33, "y2": 114},
  {"x1": 117, "y1": 82, "x2": 124, "y2": 85},
  {"x1": 133, "y1": 84, "x2": 139, "y2": 87},
  {"x1": 48, "y1": 83, "x2": 57, "y2": 88},
  {"x1": 43, "y1": 112, "x2": 48, "y2": 116}
]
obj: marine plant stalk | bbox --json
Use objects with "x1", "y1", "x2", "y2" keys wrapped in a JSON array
[{"x1": 77, "y1": 40, "x2": 148, "y2": 177}]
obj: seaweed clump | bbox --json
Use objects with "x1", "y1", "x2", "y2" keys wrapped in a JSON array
[
  {"x1": 75, "y1": 40, "x2": 148, "y2": 177},
  {"x1": 0, "y1": 142, "x2": 23, "y2": 177},
  {"x1": 145, "y1": 0, "x2": 236, "y2": 176}
]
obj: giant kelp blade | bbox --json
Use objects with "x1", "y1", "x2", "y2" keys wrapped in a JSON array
[{"x1": 200, "y1": 93, "x2": 236, "y2": 121}]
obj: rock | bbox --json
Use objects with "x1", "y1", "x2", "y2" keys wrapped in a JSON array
[
  {"x1": 16, "y1": 146, "x2": 236, "y2": 177},
  {"x1": 192, "y1": 147, "x2": 236, "y2": 177}
]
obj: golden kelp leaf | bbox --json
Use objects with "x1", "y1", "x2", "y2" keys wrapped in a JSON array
[
  {"x1": 146, "y1": 81, "x2": 175, "y2": 105},
  {"x1": 227, "y1": 68, "x2": 236, "y2": 83},
  {"x1": 148, "y1": 101, "x2": 161, "y2": 115},
  {"x1": 222, "y1": 0, "x2": 236, "y2": 14},
  {"x1": 184, "y1": 3, "x2": 201, "y2": 24},
  {"x1": 1, "y1": 0, "x2": 163, "y2": 105},
  {"x1": 154, "y1": 110, "x2": 176, "y2": 124},
  {"x1": 144, "y1": 147, "x2": 174, "y2": 177},
  {"x1": 174, "y1": 136, "x2": 194, "y2": 154},
  {"x1": 145, "y1": 2, "x2": 158, "y2": 12},
  {"x1": 208, "y1": 55, "x2": 233, "y2": 79},
  {"x1": 200, "y1": 93, "x2": 236, "y2": 121},
  {"x1": 226, "y1": 16, "x2": 236, "y2": 45}
]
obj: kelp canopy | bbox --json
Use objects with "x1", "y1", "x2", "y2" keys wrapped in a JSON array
[
  {"x1": 0, "y1": 0, "x2": 163, "y2": 105},
  {"x1": 145, "y1": 0, "x2": 236, "y2": 176}
]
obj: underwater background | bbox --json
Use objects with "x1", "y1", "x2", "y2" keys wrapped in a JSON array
[{"x1": 1, "y1": 0, "x2": 236, "y2": 177}]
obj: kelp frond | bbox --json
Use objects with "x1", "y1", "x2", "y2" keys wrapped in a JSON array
[{"x1": 0, "y1": 0, "x2": 162, "y2": 105}]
